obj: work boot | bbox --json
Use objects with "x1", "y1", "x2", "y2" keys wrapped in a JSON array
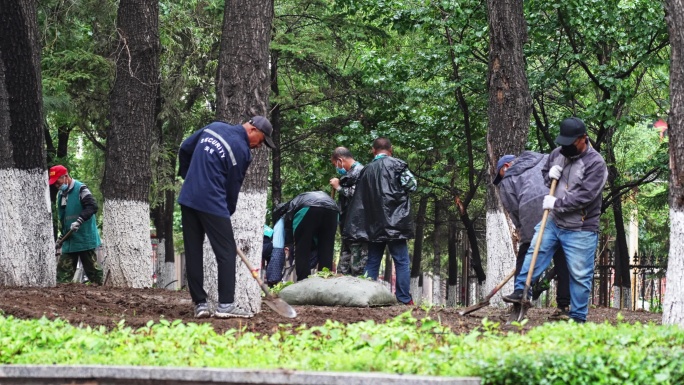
[
  {"x1": 194, "y1": 302, "x2": 211, "y2": 319},
  {"x1": 548, "y1": 306, "x2": 570, "y2": 321},
  {"x1": 214, "y1": 303, "x2": 253, "y2": 319},
  {"x1": 502, "y1": 289, "x2": 524, "y2": 304}
]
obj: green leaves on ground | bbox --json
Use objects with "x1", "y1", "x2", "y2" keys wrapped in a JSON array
[{"x1": 1, "y1": 313, "x2": 683, "y2": 384}]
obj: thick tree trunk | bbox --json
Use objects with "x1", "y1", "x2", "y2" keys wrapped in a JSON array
[
  {"x1": 0, "y1": 0, "x2": 55, "y2": 287},
  {"x1": 485, "y1": 0, "x2": 531, "y2": 297},
  {"x1": 410, "y1": 195, "x2": 429, "y2": 305},
  {"x1": 664, "y1": 0, "x2": 684, "y2": 326},
  {"x1": 211, "y1": 0, "x2": 273, "y2": 313},
  {"x1": 103, "y1": 0, "x2": 159, "y2": 287}
]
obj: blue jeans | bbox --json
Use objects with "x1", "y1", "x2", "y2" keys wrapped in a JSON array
[
  {"x1": 515, "y1": 219, "x2": 597, "y2": 322},
  {"x1": 365, "y1": 240, "x2": 412, "y2": 304}
]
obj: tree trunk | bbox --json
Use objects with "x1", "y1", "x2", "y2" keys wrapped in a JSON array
[
  {"x1": 664, "y1": 0, "x2": 684, "y2": 326},
  {"x1": 410, "y1": 195, "x2": 429, "y2": 304},
  {"x1": 447, "y1": 210, "x2": 458, "y2": 307},
  {"x1": 211, "y1": 0, "x2": 273, "y2": 313},
  {"x1": 485, "y1": 0, "x2": 531, "y2": 298},
  {"x1": 270, "y1": 49, "x2": 283, "y2": 206},
  {"x1": 0, "y1": 0, "x2": 55, "y2": 286},
  {"x1": 103, "y1": 0, "x2": 159, "y2": 287},
  {"x1": 432, "y1": 198, "x2": 443, "y2": 305},
  {"x1": 605, "y1": 139, "x2": 631, "y2": 305}
]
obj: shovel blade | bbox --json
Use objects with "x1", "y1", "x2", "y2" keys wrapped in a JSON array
[
  {"x1": 506, "y1": 302, "x2": 530, "y2": 324},
  {"x1": 264, "y1": 296, "x2": 297, "y2": 319}
]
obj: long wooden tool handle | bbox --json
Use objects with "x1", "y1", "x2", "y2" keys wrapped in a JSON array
[
  {"x1": 330, "y1": 186, "x2": 336, "y2": 199},
  {"x1": 488, "y1": 268, "x2": 516, "y2": 299},
  {"x1": 236, "y1": 247, "x2": 275, "y2": 299},
  {"x1": 55, "y1": 229, "x2": 74, "y2": 249},
  {"x1": 524, "y1": 179, "x2": 558, "y2": 289}
]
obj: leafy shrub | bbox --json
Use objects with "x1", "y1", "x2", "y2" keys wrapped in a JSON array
[{"x1": 1, "y1": 313, "x2": 683, "y2": 384}]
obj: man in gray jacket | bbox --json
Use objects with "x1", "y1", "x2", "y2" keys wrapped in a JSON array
[
  {"x1": 503, "y1": 117, "x2": 607, "y2": 323},
  {"x1": 494, "y1": 152, "x2": 570, "y2": 318}
]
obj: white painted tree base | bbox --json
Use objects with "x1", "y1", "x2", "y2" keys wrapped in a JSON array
[
  {"x1": 432, "y1": 276, "x2": 442, "y2": 306},
  {"x1": 202, "y1": 189, "x2": 266, "y2": 313},
  {"x1": 663, "y1": 209, "x2": 684, "y2": 326},
  {"x1": 410, "y1": 277, "x2": 421, "y2": 306},
  {"x1": 611, "y1": 286, "x2": 632, "y2": 309},
  {"x1": 447, "y1": 285, "x2": 458, "y2": 307},
  {"x1": 485, "y1": 210, "x2": 517, "y2": 308},
  {"x1": 0, "y1": 168, "x2": 55, "y2": 286},
  {"x1": 102, "y1": 199, "x2": 153, "y2": 288}
]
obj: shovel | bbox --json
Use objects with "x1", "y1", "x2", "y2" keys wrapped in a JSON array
[
  {"x1": 236, "y1": 247, "x2": 297, "y2": 319},
  {"x1": 459, "y1": 268, "x2": 515, "y2": 316},
  {"x1": 509, "y1": 179, "x2": 558, "y2": 323},
  {"x1": 55, "y1": 229, "x2": 74, "y2": 261}
]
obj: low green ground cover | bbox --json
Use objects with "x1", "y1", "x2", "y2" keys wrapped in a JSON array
[{"x1": 1, "y1": 312, "x2": 683, "y2": 384}]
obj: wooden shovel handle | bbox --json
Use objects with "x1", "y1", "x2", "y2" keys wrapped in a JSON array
[
  {"x1": 524, "y1": 179, "x2": 558, "y2": 289},
  {"x1": 236, "y1": 247, "x2": 276, "y2": 300}
]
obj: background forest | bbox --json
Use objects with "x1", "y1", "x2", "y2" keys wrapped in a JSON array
[{"x1": 39, "y1": 0, "x2": 670, "y2": 306}]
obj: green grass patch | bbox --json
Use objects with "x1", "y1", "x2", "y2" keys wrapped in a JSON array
[{"x1": 1, "y1": 313, "x2": 683, "y2": 384}]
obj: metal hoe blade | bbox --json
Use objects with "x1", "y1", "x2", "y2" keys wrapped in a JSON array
[{"x1": 236, "y1": 247, "x2": 297, "y2": 319}]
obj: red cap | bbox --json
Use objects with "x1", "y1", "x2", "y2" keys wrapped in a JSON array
[{"x1": 49, "y1": 165, "x2": 68, "y2": 185}]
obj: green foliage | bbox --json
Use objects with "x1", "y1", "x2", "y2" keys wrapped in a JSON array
[
  {"x1": 2, "y1": 314, "x2": 684, "y2": 384},
  {"x1": 312, "y1": 267, "x2": 335, "y2": 278},
  {"x1": 270, "y1": 281, "x2": 294, "y2": 294}
]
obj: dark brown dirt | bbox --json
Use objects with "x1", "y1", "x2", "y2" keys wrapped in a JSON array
[{"x1": 0, "y1": 284, "x2": 662, "y2": 334}]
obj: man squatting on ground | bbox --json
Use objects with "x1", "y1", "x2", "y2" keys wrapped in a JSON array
[
  {"x1": 343, "y1": 137, "x2": 416, "y2": 305},
  {"x1": 178, "y1": 116, "x2": 275, "y2": 319},
  {"x1": 503, "y1": 117, "x2": 607, "y2": 323},
  {"x1": 50, "y1": 165, "x2": 104, "y2": 285},
  {"x1": 329, "y1": 147, "x2": 368, "y2": 276},
  {"x1": 494, "y1": 152, "x2": 571, "y2": 319}
]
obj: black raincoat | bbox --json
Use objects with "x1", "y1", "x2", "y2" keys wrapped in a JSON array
[{"x1": 342, "y1": 156, "x2": 414, "y2": 242}]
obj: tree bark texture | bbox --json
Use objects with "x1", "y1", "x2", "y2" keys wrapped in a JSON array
[
  {"x1": 485, "y1": 0, "x2": 531, "y2": 297},
  {"x1": 212, "y1": 0, "x2": 273, "y2": 312},
  {"x1": 103, "y1": 0, "x2": 159, "y2": 287},
  {"x1": 664, "y1": 0, "x2": 684, "y2": 326},
  {"x1": 0, "y1": 0, "x2": 55, "y2": 286}
]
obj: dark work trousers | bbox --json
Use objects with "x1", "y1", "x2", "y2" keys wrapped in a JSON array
[
  {"x1": 516, "y1": 241, "x2": 571, "y2": 308},
  {"x1": 294, "y1": 207, "x2": 338, "y2": 281},
  {"x1": 181, "y1": 205, "x2": 236, "y2": 305}
]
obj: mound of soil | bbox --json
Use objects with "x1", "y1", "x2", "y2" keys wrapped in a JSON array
[{"x1": 0, "y1": 284, "x2": 661, "y2": 335}]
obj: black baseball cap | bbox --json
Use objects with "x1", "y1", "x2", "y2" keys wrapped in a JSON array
[
  {"x1": 250, "y1": 116, "x2": 276, "y2": 149},
  {"x1": 555, "y1": 117, "x2": 587, "y2": 146}
]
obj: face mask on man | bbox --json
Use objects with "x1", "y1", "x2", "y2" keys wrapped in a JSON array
[
  {"x1": 560, "y1": 137, "x2": 587, "y2": 157},
  {"x1": 60, "y1": 183, "x2": 68, "y2": 192},
  {"x1": 336, "y1": 160, "x2": 347, "y2": 175},
  {"x1": 560, "y1": 144, "x2": 580, "y2": 157}
]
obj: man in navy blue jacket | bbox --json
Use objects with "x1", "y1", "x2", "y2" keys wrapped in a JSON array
[{"x1": 178, "y1": 116, "x2": 275, "y2": 319}]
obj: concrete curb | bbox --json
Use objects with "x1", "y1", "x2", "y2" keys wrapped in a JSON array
[{"x1": 0, "y1": 365, "x2": 480, "y2": 385}]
